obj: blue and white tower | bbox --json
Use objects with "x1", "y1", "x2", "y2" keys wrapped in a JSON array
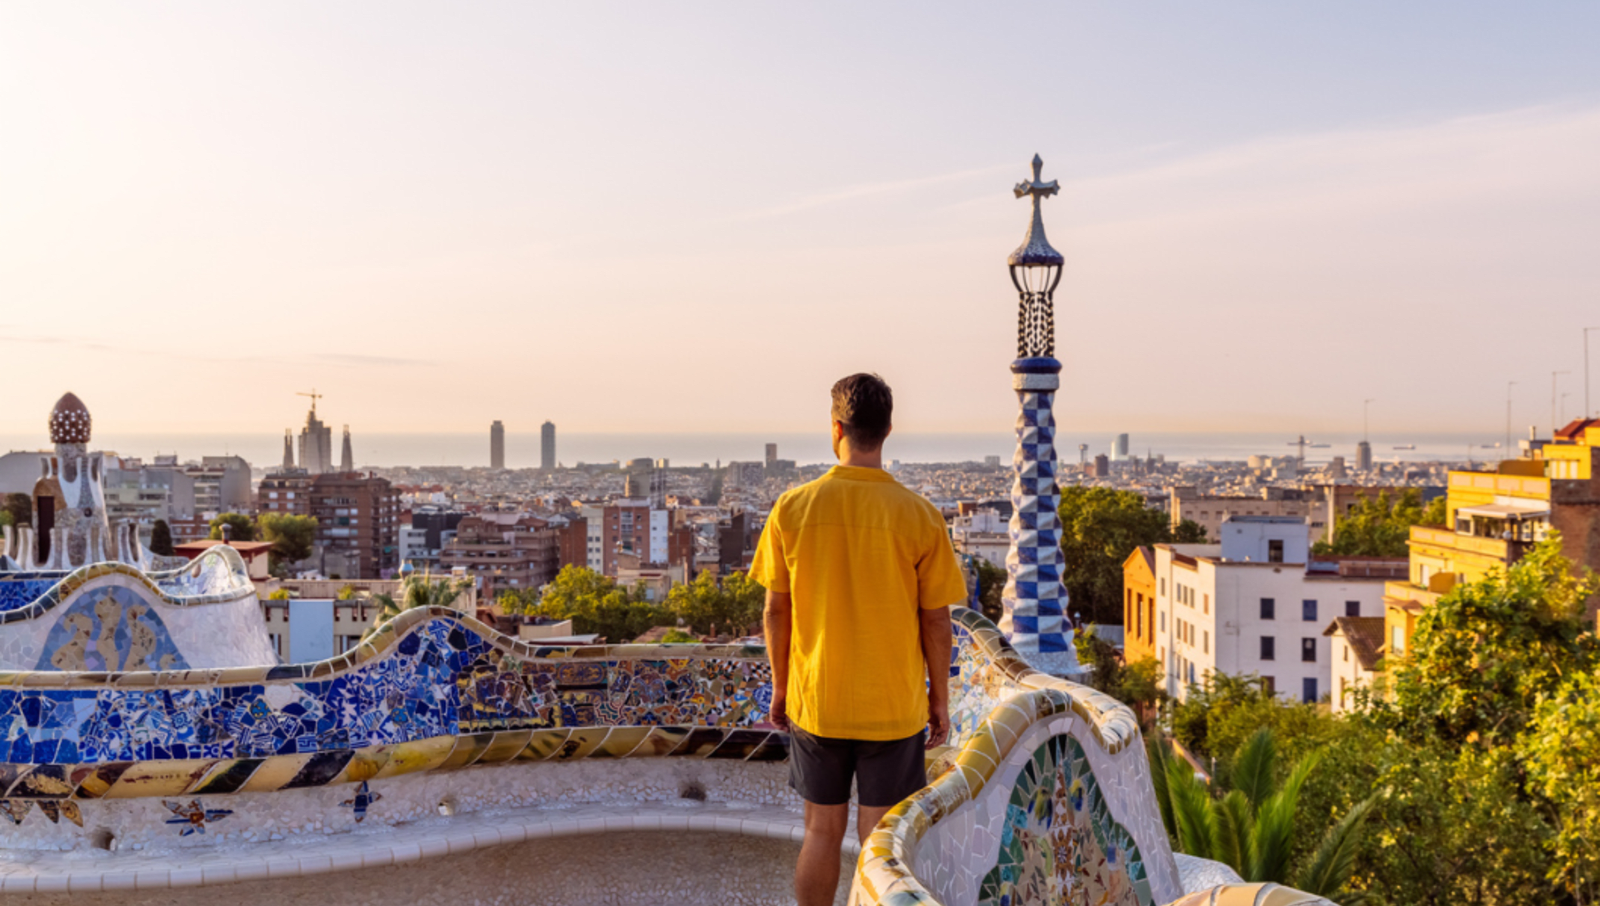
[{"x1": 999, "y1": 155, "x2": 1082, "y2": 676}]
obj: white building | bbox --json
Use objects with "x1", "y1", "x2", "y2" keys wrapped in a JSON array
[
  {"x1": 951, "y1": 509, "x2": 1009, "y2": 568},
  {"x1": 1324, "y1": 616, "x2": 1385, "y2": 712},
  {"x1": 1152, "y1": 516, "x2": 1403, "y2": 704}
]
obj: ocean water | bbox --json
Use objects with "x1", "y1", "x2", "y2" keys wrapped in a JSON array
[{"x1": 0, "y1": 431, "x2": 1507, "y2": 470}]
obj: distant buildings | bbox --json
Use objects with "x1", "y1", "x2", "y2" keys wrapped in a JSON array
[
  {"x1": 296, "y1": 402, "x2": 334, "y2": 474},
  {"x1": 439, "y1": 514, "x2": 560, "y2": 600},
  {"x1": 490, "y1": 421, "x2": 505, "y2": 470},
  {"x1": 1149, "y1": 515, "x2": 1404, "y2": 704},
  {"x1": 541, "y1": 421, "x2": 556, "y2": 471},
  {"x1": 257, "y1": 469, "x2": 399, "y2": 579},
  {"x1": 1355, "y1": 440, "x2": 1373, "y2": 471},
  {"x1": 1111, "y1": 434, "x2": 1130, "y2": 462},
  {"x1": 1383, "y1": 417, "x2": 1600, "y2": 661}
]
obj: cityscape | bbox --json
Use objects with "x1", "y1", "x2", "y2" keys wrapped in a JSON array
[{"x1": 2, "y1": 5, "x2": 1599, "y2": 906}]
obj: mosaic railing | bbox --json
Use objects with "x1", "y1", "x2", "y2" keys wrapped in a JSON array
[
  {"x1": 852, "y1": 609, "x2": 1336, "y2": 906},
  {"x1": 0, "y1": 547, "x2": 272, "y2": 671},
  {"x1": 0, "y1": 545, "x2": 252, "y2": 618},
  {"x1": 0, "y1": 606, "x2": 779, "y2": 836}
]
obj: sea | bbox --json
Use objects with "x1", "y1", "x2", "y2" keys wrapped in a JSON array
[{"x1": 0, "y1": 431, "x2": 1510, "y2": 470}]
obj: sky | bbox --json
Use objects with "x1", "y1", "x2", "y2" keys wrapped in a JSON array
[{"x1": 3, "y1": 2, "x2": 1600, "y2": 445}]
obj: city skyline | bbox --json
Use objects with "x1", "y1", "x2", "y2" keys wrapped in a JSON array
[{"x1": 4, "y1": 3, "x2": 1600, "y2": 438}]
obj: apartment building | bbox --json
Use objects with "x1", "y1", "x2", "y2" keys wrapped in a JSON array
[
  {"x1": 309, "y1": 472, "x2": 400, "y2": 580},
  {"x1": 1151, "y1": 516, "x2": 1403, "y2": 704},
  {"x1": 1383, "y1": 417, "x2": 1600, "y2": 659},
  {"x1": 438, "y1": 514, "x2": 559, "y2": 600}
]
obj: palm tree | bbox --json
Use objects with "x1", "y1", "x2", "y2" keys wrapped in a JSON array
[
  {"x1": 1150, "y1": 729, "x2": 1374, "y2": 903},
  {"x1": 364, "y1": 575, "x2": 467, "y2": 639}
]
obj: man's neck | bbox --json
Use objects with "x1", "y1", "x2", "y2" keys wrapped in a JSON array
[{"x1": 837, "y1": 444, "x2": 884, "y2": 470}]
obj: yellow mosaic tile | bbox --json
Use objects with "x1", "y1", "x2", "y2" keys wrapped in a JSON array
[
  {"x1": 435, "y1": 733, "x2": 495, "y2": 771},
  {"x1": 475, "y1": 730, "x2": 535, "y2": 765},
  {"x1": 629, "y1": 727, "x2": 688, "y2": 757},
  {"x1": 589, "y1": 726, "x2": 652, "y2": 758},
  {"x1": 103, "y1": 760, "x2": 217, "y2": 799},
  {"x1": 374, "y1": 736, "x2": 455, "y2": 778},
  {"x1": 517, "y1": 729, "x2": 573, "y2": 762},
  {"x1": 334, "y1": 746, "x2": 393, "y2": 784},
  {"x1": 550, "y1": 728, "x2": 607, "y2": 760}
]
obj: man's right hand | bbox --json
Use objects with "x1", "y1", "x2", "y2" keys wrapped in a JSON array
[{"x1": 768, "y1": 690, "x2": 789, "y2": 731}]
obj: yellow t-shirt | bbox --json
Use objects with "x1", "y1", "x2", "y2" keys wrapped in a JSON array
[{"x1": 749, "y1": 465, "x2": 969, "y2": 741}]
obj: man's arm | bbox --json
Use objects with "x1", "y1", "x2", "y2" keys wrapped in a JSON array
[
  {"x1": 919, "y1": 605, "x2": 953, "y2": 748},
  {"x1": 763, "y1": 589, "x2": 792, "y2": 730}
]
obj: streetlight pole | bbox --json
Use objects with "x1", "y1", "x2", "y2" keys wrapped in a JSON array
[
  {"x1": 1587, "y1": 327, "x2": 1600, "y2": 419},
  {"x1": 1552, "y1": 371, "x2": 1570, "y2": 438},
  {"x1": 999, "y1": 154, "x2": 1081, "y2": 677},
  {"x1": 1506, "y1": 381, "x2": 1517, "y2": 459}
]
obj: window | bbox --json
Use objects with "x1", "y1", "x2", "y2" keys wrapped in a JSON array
[
  {"x1": 1260, "y1": 598, "x2": 1276, "y2": 620},
  {"x1": 1268, "y1": 539, "x2": 1284, "y2": 563},
  {"x1": 1203, "y1": 593, "x2": 1210, "y2": 615},
  {"x1": 1160, "y1": 578, "x2": 1166, "y2": 596},
  {"x1": 1301, "y1": 638, "x2": 1317, "y2": 662},
  {"x1": 1260, "y1": 636, "x2": 1275, "y2": 660},
  {"x1": 1160, "y1": 612, "x2": 1166, "y2": 632},
  {"x1": 1148, "y1": 601, "x2": 1156, "y2": 642},
  {"x1": 1202, "y1": 630, "x2": 1209, "y2": 654},
  {"x1": 1343, "y1": 643, "x2": 1349, "y2": 663},
  {"x1": 1262, "y1": 676, "x2": 1275, "y2": 695},
  {"x1": 1345, "y1": 601, "x2": 1360, "y2": 617},
  {"x1": 1302, "y1": 600, "x2": 1317, "y2": 622},
  {"x1": 1391, "y1": 625, "x2": 1405, "y2": 654},
  {"x1": 1302, "y1": 677, "x2": 1318, "y2": 703}
]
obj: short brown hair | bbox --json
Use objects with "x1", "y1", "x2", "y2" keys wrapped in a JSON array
[{"x1": 831, "y1": 373, "x2": 893, "y2": 450}]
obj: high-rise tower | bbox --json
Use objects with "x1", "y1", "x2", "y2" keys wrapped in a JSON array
[
  {"x1": 541, "y1": 421, "x2": 556, "y2": 471},
  {"x1": 490, "y1": 421, "x2": 506, "y2": 470},
  {"x1": 340, "y1": 425, "x2": 354, "y2": 473},
  {"x1": 998, "y1": 155, "x2": 1081, "y2": 676},
  {"x1": 282, "y1": 430, "x2": 295, "y2": 470}
]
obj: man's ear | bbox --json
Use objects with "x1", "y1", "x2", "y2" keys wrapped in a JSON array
[{"x1": 831, "y1": 420, "x2": 845, "y2": 442}]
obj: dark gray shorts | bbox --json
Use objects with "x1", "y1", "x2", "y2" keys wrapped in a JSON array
[{"x1": 788, "y1": 726, "x2": 927, "y2": 807}]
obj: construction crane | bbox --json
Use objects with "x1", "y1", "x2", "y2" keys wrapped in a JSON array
[
  {"x1": 297, "y1": 389, "x2": 323, "y2": 413},
  {"x1": 1286, "y1": 435, "x2": 1315, "y2": 466}
]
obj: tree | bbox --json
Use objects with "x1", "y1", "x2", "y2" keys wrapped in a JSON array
[
  {"x1": 527, "y1": 565, "x2": 670, "y2": 642},
  {"x1": 662, "y1": 570, "x2": 765, "y2": 637},
  {"x1": 149, "y1": 519, "x2": 175, "y2": 556},
  {"x1": 1172, "y1": 519, "x2": 1209, "y2": 543},
  {"x1": 2, "y1": 493, "x2": 31, "y2": 528},
  {"x1": 1057, "y1": 486, "x2": 1182, "y2": 624},
  {"x1": 1374, "y1": 535, "x2": 1600, "y2": 749},
  {"x1": 1522, "y1": 663, "x2": 1600, "y2": 905},
  {"x1": 258, "y1": 513, "x2": 317, "y2": 573},
  {"x1": 366, "y1": 576, "x2": 468, "y2": 638},
  {"x1": 336, "y1": 584, "x2": 358, "y2": 600},
  {"x1": 1311, "y1": 489, "x2": 1446, "y2": 557},
  {"x1": 971, "y1": 557, "x2": 1006, "y2": 623},
  {"x1": 1153, "y1": 728, "x2": 1374, "y2": 902},
  {"x1": 208, "y1": 512, "x2": 257, "y2": 542}
]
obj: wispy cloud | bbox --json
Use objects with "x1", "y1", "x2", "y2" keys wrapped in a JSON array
[{"x1": 729, "y1": 163, "x2": 1014, "y2": 221}]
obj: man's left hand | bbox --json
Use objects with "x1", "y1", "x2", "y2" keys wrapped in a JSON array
[{"x1": 926, "y1": 701, "x2": 949, "y2": 749}]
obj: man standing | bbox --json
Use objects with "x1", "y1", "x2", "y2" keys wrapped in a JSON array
[{"x1": 751, "y1": 373, "x2": 968, "y2": 906}]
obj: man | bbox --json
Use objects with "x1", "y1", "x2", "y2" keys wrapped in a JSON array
[{"x1": 750, "y1": 373, "x2": 968, "y2": 906}]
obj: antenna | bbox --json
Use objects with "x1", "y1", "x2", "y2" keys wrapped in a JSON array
[{"x1": 297, "y1": 389, "x2": 323, "y2": 413}]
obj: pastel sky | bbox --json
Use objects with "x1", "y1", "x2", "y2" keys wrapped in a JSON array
[{"x1": 3, "y1": 2, "x2": 1599, "y2": 441}]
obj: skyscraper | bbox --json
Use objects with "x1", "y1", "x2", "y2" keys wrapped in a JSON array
[
  {"x1": 490, "y1": 421, "x2": 505, "y2": 470},
  {"x1": 340, "y1": 425, "x2": 353, "y2": 473},
  {"x1": 1111, "y1": 433, "x2": 1130, "y2": 462},
  {"x1": 765, "y1": 443, "x2": 778, "y2": 469},
  {"x1": 541, "y1": 421, "x2": 556, "y2": 471},
  {"x1": 1355, "y1": 440, "x2": 1373, "y2": 471}
]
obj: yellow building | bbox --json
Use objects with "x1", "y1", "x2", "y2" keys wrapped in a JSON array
[
  {"x1": 1121, "y1": 546, "x2": 1158, "y2": 664},
  {"x1": 1383, "y1": 418, "x2": 1600, "y2": 661}
]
